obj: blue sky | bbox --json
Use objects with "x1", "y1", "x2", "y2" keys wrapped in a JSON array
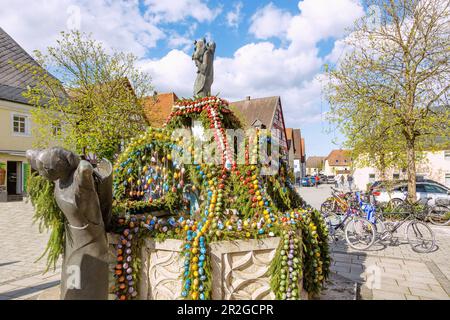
[{"x1": 0, "y1": 0, "x2": 366, "y2": 157}]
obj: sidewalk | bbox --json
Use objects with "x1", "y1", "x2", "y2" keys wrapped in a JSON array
[{"x1": 0, "y1": 200, "x2": 61, "y2": 300}]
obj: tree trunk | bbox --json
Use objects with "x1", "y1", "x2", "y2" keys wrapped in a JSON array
[{"x1": 406, "y1": 139, "x2": 417, "y2": 202}]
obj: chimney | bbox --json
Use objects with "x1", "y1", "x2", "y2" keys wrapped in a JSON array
[{"x1": 246, "y1": 96, "x2": 251, "y2": 100}]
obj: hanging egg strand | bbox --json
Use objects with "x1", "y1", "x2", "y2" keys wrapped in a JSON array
[
  {"x1": 278, "y1": 230, "x2": 302, "y2": 300},
  {"x1": 114, "y1": 216, "x2": 139, "y2": 300}
]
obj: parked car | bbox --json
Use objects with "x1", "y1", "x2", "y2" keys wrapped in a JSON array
[
  {"x1": 326, "y1": 175, "x2": 336, "y2": 184},
  {"x1": 373, "y1": 181, "x2": 450, "y2": 206},
  {"x1": 301, "y1": 176, "x2": 316, "y2": 187}
]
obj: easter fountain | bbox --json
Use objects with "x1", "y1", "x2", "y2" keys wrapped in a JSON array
[{"x1": 27, "y1": 39, "x2": 330, "y2": 300}]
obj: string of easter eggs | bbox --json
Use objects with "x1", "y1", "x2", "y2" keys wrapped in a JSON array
[
  {"x1": 278, "y1": 230, "x2": 302, "y2": 300},
  {"x1": 113, "y1": 212, "x2": 187, "y2": 300}
]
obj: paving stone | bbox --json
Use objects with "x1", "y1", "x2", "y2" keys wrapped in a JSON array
[
  {"x1": 404, "y1": 294, "x2": 421, "y2": 300},
  {"x1": 409, "y1": 288, "x2": 449, "y2": 300},
  {"x1": 374, "y1": 283, "x2": 410, "y2": 294},
  {"x1": 372, "y1": 289, "x2": 406, "y2": 300}
]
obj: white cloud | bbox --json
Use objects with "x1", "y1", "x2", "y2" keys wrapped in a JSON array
[
  {"x1": 0, "y1": 0, "x2": 164, "y2": 57},
  {"x1": 139, "y1": 50, "x2": 196, "y2": 98},
  {"x1": 226, "y1": 2, "x2": 243, "y2": 29},
  {"x1": 287, "y1": 0, "x2": 364, "y2": 51},
  {"x1": 142, "y1": 0, "x2": 365, "y2": 128},
  {"x1": 249, "y1": 3, "x2": 292, "y2": 39},
  {"x1": 143, "y1": 0, "x2": 222, "y2": 24},
  {"x1": 167, "y1": 23, "x2": 198, "y2": 52}
]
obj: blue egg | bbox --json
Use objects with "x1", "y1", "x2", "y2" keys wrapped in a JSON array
[
  {"x1": 182, "y1": 291, "x2": 187, "y2": 297},
  {"x1": 200, "y1": 293, "x2": 205, "y2": 300}
]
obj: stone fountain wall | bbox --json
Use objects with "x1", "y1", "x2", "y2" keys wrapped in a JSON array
[{"x1": 108, "y1": 233, "x2": 308, "y2": 300}]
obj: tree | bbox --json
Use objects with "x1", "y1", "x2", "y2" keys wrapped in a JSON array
[
  {"x1": 326, "y1": 0, "x2": 450, "y2": 201},
  {"x1": 21, "y1": 31, "x2": 153, "y2": 161}
]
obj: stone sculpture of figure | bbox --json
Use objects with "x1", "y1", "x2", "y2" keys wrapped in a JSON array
[
  {"x1": 192, "y1": 38, "x2": 216, "y2": 97},
  {"x1": 26, "y1": 147, "x2": 112, "y2": 300}
]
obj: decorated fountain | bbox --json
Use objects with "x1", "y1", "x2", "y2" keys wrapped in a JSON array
[{"x1": 27, "y1": 39, "x2": 330, "y2": 300}]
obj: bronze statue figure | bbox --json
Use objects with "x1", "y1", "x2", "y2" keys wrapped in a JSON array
[
  {"x1": 193, "y1": 38, "x2": 216, "y2": 97},
  {"x1": 26, "y1": 147, "x2": 112, "y2": 300}
]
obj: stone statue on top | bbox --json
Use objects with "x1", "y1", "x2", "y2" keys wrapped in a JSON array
[{"x1": 192, "y1": 38, "x2": 216, "y2": 98}]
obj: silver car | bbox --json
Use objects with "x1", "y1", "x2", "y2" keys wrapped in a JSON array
[{"x1": 373, "y1": 182, "x2": 450, "y2": 206}]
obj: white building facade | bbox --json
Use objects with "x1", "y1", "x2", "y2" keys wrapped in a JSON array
[{"x1": 353, "y1": 150, "x2": 450, "y2": 191}]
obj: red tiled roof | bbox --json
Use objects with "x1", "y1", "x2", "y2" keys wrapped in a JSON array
[
  {"x1": 292, "y1": 129, "x2": 302, "y2": 159},
  {"x1": 306, "y1": 156, "x2": 325, "y2": 168},
  {"x1": 326, "y1": 149, "x2": 352, "y2": 166},
  {"x1": 144, "y1": 92, "x2": 178, "y2": 127}
]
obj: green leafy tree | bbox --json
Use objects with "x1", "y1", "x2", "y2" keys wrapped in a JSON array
[
  {"x1": 21, "y1": 31, "x2": 153, "y2": 161},
  {"x1": 326, "y1": 0, "x2": 450, "y2": 201}
]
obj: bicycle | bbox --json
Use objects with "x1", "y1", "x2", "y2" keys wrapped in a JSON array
[
  {"x1": 384, "y1": 191, "x2": 450, "y2": 226},
  {"x1": 320, "y1": 187, "x2": 353, "y2": 216},
  {"x1": 346, "y1": 198, "x2": 436, "y2": 253},
  {"x1": 343, "y1": 191, "x2": 378, "y2": 250},
  {"x1": 323, "y1": 191, "x2": 376, "y2": 250},
  {"x1": 425, "y1": 198, "x2": 450, "y2": 226}
]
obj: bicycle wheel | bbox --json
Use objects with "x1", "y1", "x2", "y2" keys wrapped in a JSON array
[
  {"x1": 406, "y1": 221, "x2": 435, "y2": 253},
  {"x1": 320, "y1": 199, "x2": 335, "y2": 216},
  {"x1": 428, "y1": 205, "x2": 450, "y2": 226},
  {"x1": 344, "y1": 217, "x2": 376, "y2": 250}
]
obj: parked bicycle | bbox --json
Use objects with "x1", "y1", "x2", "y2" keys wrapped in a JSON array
[
  {"x1": 322, "y1": 191, "x2": 376, "y2": 248},
  {"x1": 345, "y1": 196, "x2": 436, "y2": 253},
  {"x1": 395, "y1": 197, "x2": 450, "y2": 226}
]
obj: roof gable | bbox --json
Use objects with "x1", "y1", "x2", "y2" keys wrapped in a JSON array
[{"x1": 230, "y1": 96, "x2": 279, "y2": 129}]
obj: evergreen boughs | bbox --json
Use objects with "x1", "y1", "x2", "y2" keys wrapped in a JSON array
[{"x1": 27, "y1": 173, "x2": 65, "y2": 271}]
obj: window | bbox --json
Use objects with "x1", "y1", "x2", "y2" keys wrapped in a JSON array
[
  {"x1": 445, "y1": 151, "x2": 450, "y2": 160},
  {"x1": 52, "y1": 123, "x2": 62, "y2": 136},
  {"x1": 369, "y1": 174, "x2": 375, "y2": 183},
  {"x1": 424, "y1": 184, "x2": 447, "y2": 194},
  {"x1": 393, "y1": 173, "x2": 400, "y2": 180},
  {"x1": 13, "y1": 115, "x2": 26, "y2": 133},
  {"x1": 416, "y1": 184, "x2": 426, "y2": 193},
  {"x1": 445, "y1": 174, "x2": 450, "y2": 187}
]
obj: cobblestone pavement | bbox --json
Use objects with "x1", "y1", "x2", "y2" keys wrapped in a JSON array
[
  {"x1": 0, "y1": 200, "x2": 61, "y2": 300},
  {"x1": 298, "y1": 184, "x2": 450, "y2": 300}
]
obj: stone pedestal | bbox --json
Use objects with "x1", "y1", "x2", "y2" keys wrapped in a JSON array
[{"x1": 108, "y1": 234, "x2": 308, "y2": 300}]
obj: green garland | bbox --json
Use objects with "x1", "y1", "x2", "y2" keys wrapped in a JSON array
[{"x1": 27, "y1": 173, "x2": 65, "y2": 271}]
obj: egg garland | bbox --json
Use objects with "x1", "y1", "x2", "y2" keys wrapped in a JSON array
[{"x1": 110, "y1": 96, "x2": 330, "y2": 300}]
